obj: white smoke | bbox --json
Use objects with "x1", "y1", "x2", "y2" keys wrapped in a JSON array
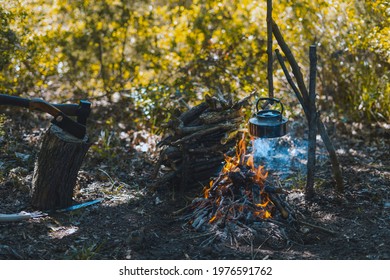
[{"x1": 251, "y1": 134, "x2": 309, "y2": 179}]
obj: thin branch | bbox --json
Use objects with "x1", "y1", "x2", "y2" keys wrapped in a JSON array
[
  {"x1": 297, "y1": 220, "x2": 337, "y2": 235},
  {"x1": 119, "y1": 23, "x2": 130, "y2": 88},
  {"x1": 97, "y1": 35, "x2": 109, "y2": 94}
]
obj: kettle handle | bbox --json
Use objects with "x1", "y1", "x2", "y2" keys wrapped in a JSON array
[{"x1": 256, "y1": 97, "x2": 284, "y2": 115}]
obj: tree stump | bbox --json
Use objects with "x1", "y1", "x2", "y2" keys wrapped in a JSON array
[{"x1": 31, "y1": 124, "x2": 90, "y2": 210}]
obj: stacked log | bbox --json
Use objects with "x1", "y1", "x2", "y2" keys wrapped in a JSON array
[{"x1": 154, "y1": 93, "x2": 253, "y2": 191}]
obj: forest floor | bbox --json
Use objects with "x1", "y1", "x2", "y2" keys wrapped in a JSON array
[{"x1": 1, "y1": 107, "x2": 389, "y2": 260}]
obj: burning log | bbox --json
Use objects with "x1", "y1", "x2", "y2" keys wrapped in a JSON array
[
  {"x1": 267, "y1": 193, "x2": 289, "y2": 219},
  {"x1": 154, "y1": 92, "x2": 254, "y2": 190},
  {"x1": 180, "y1": 135, "x2": 295, "y2": 235}
]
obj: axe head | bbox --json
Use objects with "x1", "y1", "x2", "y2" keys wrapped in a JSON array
[
  {"x1": 51, "y1": 112, "x2": 87, "y2": 139},
  {"x1": 77, "y1": 100, "x2": 91, "y2": 126}
]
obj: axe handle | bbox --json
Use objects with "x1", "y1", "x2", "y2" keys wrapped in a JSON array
[
  {"x1": 29, "y1": 99, "x2": 62, "y2": 117},
  {"x1": 50, "y1": 103, "x2": 79, "y2": 116},
  {"x1": 1, "y1": 94, "x2": 88, "y2": 138},
  {"x1": 30, "y1": 99, "x2": 87, "y2": 138},
  {"x1": 0, "y1": 93, "x2": 30, "y2": 108},
  {"x1": 0, "y1": 94, "x2": 79, "y2": 116}
]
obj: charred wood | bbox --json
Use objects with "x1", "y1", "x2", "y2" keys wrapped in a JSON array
[
  {"x1": 268, "y1": 193, "x2": 289, "y2": 219},
  {"x1": 232, "y1": 90, "x2": 257, "y2": 110},
  {"x1": 171, "y1": 123, "x2": 237, "y2": 146},
  {"x1": 199, "y1": 110, "x2": 242, "y2": 125},
  {"x1": 179, "y1": 102, "x2": 209, "y2": 125},
  {"x1": 188, "y1": 145, "x2": 227, "y2": 154}
]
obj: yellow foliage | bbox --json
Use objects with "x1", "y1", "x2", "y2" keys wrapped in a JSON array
[{"x1": 0, "y1": 0, "x2": 389, "y2": 124}]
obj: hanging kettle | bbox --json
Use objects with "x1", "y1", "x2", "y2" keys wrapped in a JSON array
[{"x1": 248, "y1": 97, "x2": 288, "y2": 138}]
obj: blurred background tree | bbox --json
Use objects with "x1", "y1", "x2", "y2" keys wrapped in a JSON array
[{"x1": 1, "y1": 0, "x2": 389, "y2": 132}]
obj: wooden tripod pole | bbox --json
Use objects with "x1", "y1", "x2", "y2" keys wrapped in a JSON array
[
  {"x1": 273, "y1": 23, "x2": 344, "y2": 194},
  {"x1": 267, "y1": 0, "x2": 274, "y2": 99},
  {"x1": 306, "y1": 45, "x2": 318, "y2": 199}
]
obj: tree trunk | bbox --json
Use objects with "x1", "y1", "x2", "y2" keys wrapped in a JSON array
[{"x1": 31, "y1": 124, "x2": 90, "y2": 210}]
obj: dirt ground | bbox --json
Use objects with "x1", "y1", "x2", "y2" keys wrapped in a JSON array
[{"x1": 1, "y1": 108, "x2": 389, "y2": 260}]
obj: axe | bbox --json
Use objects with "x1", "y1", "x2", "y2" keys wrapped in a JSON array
[{"x1": 0, "y1": 94, "x2": 91, "y2": 139}]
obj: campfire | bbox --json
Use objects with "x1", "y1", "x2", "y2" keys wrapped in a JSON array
[{"x1": 183, "y1": 133, "x2": 291, "y2": 232}]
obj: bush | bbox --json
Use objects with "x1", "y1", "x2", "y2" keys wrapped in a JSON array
[{"x1": 1, "y1": 0, "x2": 388, "y2": 129}]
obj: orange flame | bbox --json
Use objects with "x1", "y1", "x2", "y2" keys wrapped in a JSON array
[
  {"x1": 209, "y1": 215, "x2": 217, "y2": 223},
  {"x1": 203, "y1": 133, "x2": 273, "y2": 223},
  {"x1": 264, "y1": 210, "x2": 272, "y2": 219},
  {"x1": 203, "y1": 180, "x2": 213, "y2": 199}
]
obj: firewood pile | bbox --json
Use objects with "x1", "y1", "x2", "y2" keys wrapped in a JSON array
[{"x1": 154, "y1": 93, "x2": 254, "y2": 190}]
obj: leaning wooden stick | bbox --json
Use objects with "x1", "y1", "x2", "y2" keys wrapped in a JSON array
[
  {"x1": 275, "y1": 49, "x2": 306, "y2": 113},
  {"x1": 272, "y1": 20, "x2": 309, "y2": 108},
  {"x1": 316, "y1": 119, "x2": 344, "y2": 193},
  {"x1": 306, "y1": 45, "x2": 318, "y2": 199},
  {"x1": 273, "y1": 23, "x2": 344, "y2": 194}
]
